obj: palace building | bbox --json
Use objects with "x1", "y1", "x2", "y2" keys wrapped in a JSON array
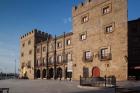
[{"x1": 20, "y1": 0, "x2": 138, "y2": 81}]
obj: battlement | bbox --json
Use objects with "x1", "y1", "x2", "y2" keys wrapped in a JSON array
[
  {"x1": 72, "y1": 0, "x2": 92, "y2": 13},
  {"x1": 20, "y1": 29, "x2": 48, "y2": 39},
  {"x1": 72, "y1": 0, "x2": 108, "y2": 17}
]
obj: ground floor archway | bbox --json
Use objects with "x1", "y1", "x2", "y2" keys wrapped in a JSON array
[
  {"x1": 56, "y1": 67, "x2": 62, "y2": 78},
  {"x1": 48, "y1": 68, "x2": 53, "y2": 78},
  {"x1": 42, "y1": 69, "x2": 46, "y2": 78},
  {"x1": 36, "y1": 69, "x2": 41, "y2": 78}
]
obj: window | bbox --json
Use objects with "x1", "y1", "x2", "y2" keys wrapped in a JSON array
[
  {"x1": 80, "y1": 34, "x2": 86, "y2": 40},
  {"x1": 22, "y1": 43, "x2": 25, "y2": 47},
  {"x1": 29, "y1": 50, "x2": 32, "y2": 55},
  {"x1": 102, "y1": 4, "x2": 111, "y2": 15},
  {"x1": 27, "y1": 61, "x2": 31, "y2": 68},
  {"x1": 28, "y1": 40, "x2": 31, "y2": 45},
  {"x1": 43, "y1": 46, "x2": 46, "y2": 52},
  {"x1": 57, "y1": 42, "x2": 62, "y2": 48},
  {"x1": 21, "y1": 52, "x2": 24, "y2": 57},
  {"x1": 66, "y1": 39, "x2": 71, "y2": 46},
  {"x1": 83, "y1": 51, "x2": 93, "y2": 62},
  {"x1": 105, "y1": 25, "x2": 113, "y2": 33},
  {"x1": 49, "y1": 57, "x2": 54, "y2": 64},
  {"x1": 81, "y1": 15, "x2": 89, "y2": 23},
  {"x1": 57, "y1": 55, "x2": 62, "y2": 63},
  {"x1": 100, "y1": 48, "x2": 112, "y2": 60}
]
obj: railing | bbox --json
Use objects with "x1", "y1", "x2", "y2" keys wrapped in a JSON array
[
  {"x1": 100, "y1": 53, "x2": 112, "y2": 61},
  {"x1": 0, "y1": 88, "x2": 9, "y2": 93},
  {"x1": 80, "y1": 76, "x2": 116, "y2": 87}
]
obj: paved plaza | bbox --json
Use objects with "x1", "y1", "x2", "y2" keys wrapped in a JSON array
[{"x1": 0, "y1": 79, "x2": 115, "y2": 93}]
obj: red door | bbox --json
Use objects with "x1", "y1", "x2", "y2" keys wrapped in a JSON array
[{"x1": 92, "y1": 67, "x2": 100, "y2": 77}]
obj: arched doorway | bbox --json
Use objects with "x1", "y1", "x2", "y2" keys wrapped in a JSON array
[
  {"x1": 36, "y1": 69, "x2": 41, "y2": 78},
  {"x1": 57, "y1": 67, "x2": 62, "y2": 78},
  {"x1": 92, "y1": 67, "x2": 100, "y2": 77},
  {"x1": 42, "y1": 69, "x2": 46, "y2": 78},
  {"x1": 49, "y1": 68, "x2": 53, "y2": 78}
]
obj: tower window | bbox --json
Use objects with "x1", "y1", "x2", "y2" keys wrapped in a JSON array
[
  {"x1": 81, "y1": 14, "x2": 89, "y2": 23},
  {"x1": 66, "y1": 39, "x2": 71, "y2": 46},
  {"x1": 106, "y1": 25, "x2": 113, "y2": 33},
  {"x1": 102, "y1": 4, "x2": 111, "y2": 15},
  {"x1": 28, "y1": 40, "x2": 31, "y2": 45},
  {"x1": 80, "y1": 34, "x2": 86, "y2": 40}
]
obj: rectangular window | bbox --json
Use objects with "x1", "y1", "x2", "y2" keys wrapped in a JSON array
[
  {"x1": 106, "y1": 25, "x2": 113, "y2": 33},
  {"x1": 29, "y1": 50, "x2": 32, "y2": 55},
  {"x1": 85, "y1": 51, "x2": 92, "y2": 60},
  {"x1": 80, "y1": 34, "x2": 86, "y2": 40},
  {"x1": 43, "y1": 46, "x2": 46, "y2": 52},
  {"x1": 83, "y1": 51, "x2": 93, "y2": 62},
  {"x1": 21, "y1": 52, "x2": 24, "y2": 57},
  {"x1": 49, "y1": 56, "x2": 54, "y2": 65},
  {"x1": 22, "y1": 43, "x2": 25, "y2": 47},
  {"x1": 81, "y1": 15, "x2": 89, "y2": 23},
  {"x1": 100, "y1": 48, "x2": 112, "y2": 60},
  {"x1": 66, "y1": 39, "x2": 71, "y2": 46},
  {"x1": 102, "y1": 4, "x2": 111, "y2": 15},
  {"x1": 57, "y1": 42, "x2": 62, "y2": 48},
  {"x1": 57, "y1": 55, "x2": 62, "y2": 63},
  {"x1": 28, "y1": 40, "x2": 31, "y2": 45}
]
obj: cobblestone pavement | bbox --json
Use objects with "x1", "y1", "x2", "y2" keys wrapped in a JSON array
[{"x1": 0, "y1": 79, "x2": 115, "y2": 93}]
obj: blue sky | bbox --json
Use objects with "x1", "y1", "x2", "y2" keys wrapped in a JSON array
[{"x1": 0, "y1": 0, "x2": 139, "y2": 73}]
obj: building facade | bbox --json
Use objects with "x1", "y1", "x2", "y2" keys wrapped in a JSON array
[{"x1": 20, "y1": 0, "x2": 128, "y2": 81}]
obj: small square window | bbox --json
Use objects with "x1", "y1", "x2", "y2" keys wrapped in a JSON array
[
  {"x1": 81, "y1": 14, "x2": 89, "y2": 23},
  {"x1": 106, "y1": 25, "x2": 113, "y2": 33},
  {"x1": 102, "y1": 4, "x2": 111, "y2": 15},
  {"x1": 80, "y1": 34, "x2": 86, "y2": 40}
]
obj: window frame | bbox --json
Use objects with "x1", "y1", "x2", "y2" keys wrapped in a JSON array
[
  {"x1": 102, "y1": 3, "x2": 112, "y2": 15},
  {"x1": 104, "y1": 22, "x2": 115, "y2": 34},
  {"x1": 81, "y1": 14, "x2": 89, "y2": 24}
]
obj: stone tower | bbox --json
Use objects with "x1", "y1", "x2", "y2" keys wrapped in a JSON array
[
  {"x1": 72, "y1": 0, "x2": 128, "y2": 81},
  {"x1": 19, "y1": 29, "x2": 47, "y2": 79}
]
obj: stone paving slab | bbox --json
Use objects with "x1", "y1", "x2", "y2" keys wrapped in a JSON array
[{"x1": 0, "y1": 79, "x2": 115, "y2": 93}]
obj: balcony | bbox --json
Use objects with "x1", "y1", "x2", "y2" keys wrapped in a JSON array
[
  {"x1": 100, "y1": 53, "x2": 112, "y2": 61},
  {"x1": 82, "y1": 56, "x2": 93, "y2": 62}
]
